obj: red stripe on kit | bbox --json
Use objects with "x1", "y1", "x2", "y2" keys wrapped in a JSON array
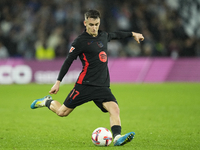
[{"x1": 77, "y1": 53, "x2": 89, "y2": 84}]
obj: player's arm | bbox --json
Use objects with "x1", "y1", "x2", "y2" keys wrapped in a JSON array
[
  {"x1": 49, "y1": 43, "x2": 81, "y2": 94},
  {"x1": 107, "y1": 31, "x2": 144, "y2": 43},
  {"x1": 132, "y1": 32, "x2": 144, "y2": 44},
  {"x1": 49, "y1": 80, "x2": 60, "y2": 94},
  {"x1": 49, "y1": 58, "x2": 72, "y2": 94}
]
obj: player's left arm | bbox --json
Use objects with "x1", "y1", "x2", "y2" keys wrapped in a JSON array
[
  {"x1": 132, "y1": 32, "x2": 144, "y2": 44},
  {"x1": 107, "y1": 31, "x2": 144, "y2": 43}
]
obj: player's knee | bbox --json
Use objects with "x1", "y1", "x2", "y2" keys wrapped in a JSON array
[
  {"x1": 114, "y1": 106, "x2": 120, "y2": 116},
  {"x1": 110, "y1": 104, "x2": 120, "y2": 116},
  {"x1": 56, "y1": 111, "x2": 68, "y2": 117}
]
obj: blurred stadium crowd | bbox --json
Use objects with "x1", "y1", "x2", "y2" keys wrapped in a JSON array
[{"x1": 0, "y1": 0, "x2": 200, "y2": 59}]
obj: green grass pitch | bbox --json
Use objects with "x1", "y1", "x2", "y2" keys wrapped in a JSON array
[{"x1": 0, "y1": 83, "x2": 199, "y2": 150}]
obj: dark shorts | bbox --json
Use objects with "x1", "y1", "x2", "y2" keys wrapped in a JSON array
[{"x1": 63, "y1": 84, "x2": 118, "y2": 112}]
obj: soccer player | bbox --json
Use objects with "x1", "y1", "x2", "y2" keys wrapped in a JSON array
[{"x1": 31, "y1": 9, "x2": 144, "y2": 146}]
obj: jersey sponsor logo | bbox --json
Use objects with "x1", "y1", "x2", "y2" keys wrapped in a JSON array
[
  {"x1": 97, "y1": 41, "x2": 103, "y2": 48},
  {"x1": 69, "y1": 46, "x2": 75, "y2": 53},
  {"x1": 99, "y1": 51, "x2": 107, "y2": 62},
  {"x1": 87, "y1": 41, "x2": 93, "y2": 45}
]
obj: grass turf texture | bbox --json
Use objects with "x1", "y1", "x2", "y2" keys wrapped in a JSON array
[{"x1": 0, "y1": 83, "x2": 199, "y2": 150}]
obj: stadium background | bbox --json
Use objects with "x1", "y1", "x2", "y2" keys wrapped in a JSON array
[
  {"x1": 0, "y1": 0, "x2": 200, "y2": 84},
  {"x1": 0, "y1": 0, "x2": 200, "y2": 59}
]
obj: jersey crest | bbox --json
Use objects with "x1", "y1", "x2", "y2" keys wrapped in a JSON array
[{"x1": 97, "y1": 41, "x2": 103, "y2": 48}]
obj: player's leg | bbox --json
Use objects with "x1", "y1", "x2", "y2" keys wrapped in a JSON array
[
  {"x1": 103, "y1": 101, "x2": 135, "y2": 146},
  {"x1": 48, "y1": 100, "x2": 74, "y2": 117},
  {"x1": 51, "y1": 84, "x2": 90, "y2": 117},
  {"x1": 102, "y1": 101, "x2": 121, "y2": 127},
  {"x1": 103, "y1": 101, "x2": 121, "y2": 140},
  {"x1": 30, "y1": 95, "x2": 73, "y2": 117}
]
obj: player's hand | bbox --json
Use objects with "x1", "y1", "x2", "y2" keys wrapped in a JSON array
[
  {"x1": 132, "y1": 32, "x2": 144, "y2": 44},
  {"x1": 49, "y1": 80, "x2": 60, "y2": 94}
]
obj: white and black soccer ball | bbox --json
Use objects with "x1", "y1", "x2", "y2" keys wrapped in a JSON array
[{"x1": 91, "y1": 127, "x2": 112, "y2": 146}]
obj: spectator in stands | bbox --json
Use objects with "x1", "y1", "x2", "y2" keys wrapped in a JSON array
[
  {"x1": 0, "y1": 0, "x2": 199, "y2": 58},
  {"x1": 35, "y1": 38, "x2": 55, "y2": 60},
  {"x1": 0, "y1": 41, "x2": 9, "y2": 58}
]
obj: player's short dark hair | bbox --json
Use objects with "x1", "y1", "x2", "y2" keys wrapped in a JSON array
[{"x1": 84, "y1": 9, "x2": 101, "y2": 20}]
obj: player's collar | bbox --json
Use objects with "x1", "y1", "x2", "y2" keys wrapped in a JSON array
[{"x1": 84, "y1": 30, "x2": 102, "y2": 37}]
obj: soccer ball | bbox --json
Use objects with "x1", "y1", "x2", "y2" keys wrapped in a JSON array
[{"x1": 91, "y1": 127, "x2": 112, "y2": 146}]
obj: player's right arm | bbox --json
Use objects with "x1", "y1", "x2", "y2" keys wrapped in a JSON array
[
  {"x1": 49, "y1": 80, "x2": 60, "y2": 94},
  {"x1": 49, "y1": 38, "x2": 82, "y2": 94},
  {"x1": 57, "y1": 38, "x2": 82, "y2": 82}
]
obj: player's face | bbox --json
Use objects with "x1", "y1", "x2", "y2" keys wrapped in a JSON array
[{"x1": 84, "y1": 17, "x2": 100, "y2": 37}]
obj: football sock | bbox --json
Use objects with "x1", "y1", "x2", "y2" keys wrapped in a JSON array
[
  {"x1": 45, "y1": 100, "x2": 53, "y2": 109},
  {"x1": 111, "y1": 125, "x2": 121, "y2": 138}
]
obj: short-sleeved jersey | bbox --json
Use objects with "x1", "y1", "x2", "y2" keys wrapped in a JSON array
[{"x1": 57, "y1": 30, "x2": 132, "y2": 87}]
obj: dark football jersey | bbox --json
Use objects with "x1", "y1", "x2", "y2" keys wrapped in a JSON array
[{"x1": 57, "y1": 30, "x2": 132, "y2": 87}]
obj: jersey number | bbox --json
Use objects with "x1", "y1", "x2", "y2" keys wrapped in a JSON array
[{"x1": 70, "y1": 89, "x2": 80, "y2": 100}]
